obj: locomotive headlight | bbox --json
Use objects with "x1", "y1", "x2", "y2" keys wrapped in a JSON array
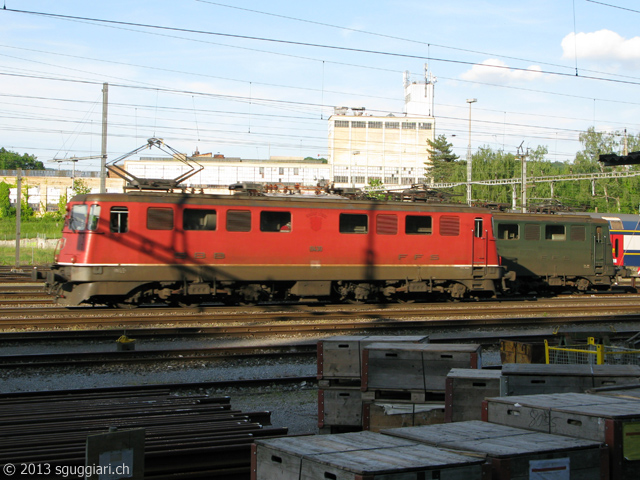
[{"x1": 70, "y1": 255, "x2": 77, "y2": 264}]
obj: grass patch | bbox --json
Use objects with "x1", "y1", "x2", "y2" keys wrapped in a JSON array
[
  {"x1": 0, "y1": 218, "x2": 63, "y2": 241},
  {"x1": 0, "y1": 246, "x2": 56, "y2": 266}
]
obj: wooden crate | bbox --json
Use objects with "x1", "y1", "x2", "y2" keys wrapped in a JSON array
[
  {"x1": 591, "y1": 385, "x2": 640, "y2": 401},
  {"x1": 251, "y1": 431, "x2": 416, "y2": 480},
  {"x1": 318, "y1": 388, "x2": 363, "y2": 429},
  {"x1": 363, "y1": 401, "x2": 445, "y2": 432},
  {"x1": 500, "y1": 340, "x2": 546, "y2": 364},
  {"x1": 483, "y1": 392, "x2": 640, "y2": 480},
  {"x1": 445, "y1": 368, "x2": 502, "y2": 422},
  {"x1": 362, "y1": 343, "x2": 482, "y2": 393},
  {"x1": 317, "y1": 335, "x2": 429, "y2": 381},
  {"x1": 591, "y1": 364, "x2": 640, "y2": 388},
  {"x1": 501, "y1": 363, "x2": 594, "y2": 395},
  {"x1": 381, "y1": 420, "x2": 608, "y2": 480},
  {"x1": 297, "y1": 443, "x2": 486, "y2": 480},
  {"x1": 501, "y1": 364, "x2": 640, "y2": 395}
]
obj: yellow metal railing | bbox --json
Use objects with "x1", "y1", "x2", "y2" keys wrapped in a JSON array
[{"x1": 545, "y1": 337, "x2": 640, "y2": 365}]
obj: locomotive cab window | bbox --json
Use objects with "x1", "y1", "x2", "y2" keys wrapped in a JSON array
[
  {"x1": 184, "y1": 209, "x2": 217, "y2": 231},
  {"x1": 110, "y1": 207, "x2": 128, "y2": 233},
  {"x1": 227, "y1": 210, "x2": 251, "y2": 232},
  {"x1": 545, "y1": 224, "x2": 566, "y2": 241},
  {"x1": 260, "y1": 211, "x2": 291, "y2": 232},
  {"x1": 405, "y1": 215, "x2": 432, "y2": 235},
  {"x1": 147, "y1": 207, "x2": 174, "y2": 230},
  {"x1": 340, "y1": 214, "x2": 368, "y2": 234},
  {"x1": 497, "y1": 223, "x2": 519, "y2": 240},
  {"x1": 69, "y1": 205, "x2": 88, "y2": 231}
]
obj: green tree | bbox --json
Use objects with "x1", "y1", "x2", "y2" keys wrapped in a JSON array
[
  {"x1": 425, "y1": 135, "x2": 459, "y2": 183},
  {"x1": 72, "y1": 178, "x2": 91, "y2": 196},
  {"x1": 0, "y1": 182, "x2": 12, "y2": 218},
  {"x1": 0, "y1": 148, "x2": 44, "y2": 170}
]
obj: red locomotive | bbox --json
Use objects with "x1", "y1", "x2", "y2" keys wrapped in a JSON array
[{"x1": 45, "y1": 191, "x2": 507, "y2": 307}]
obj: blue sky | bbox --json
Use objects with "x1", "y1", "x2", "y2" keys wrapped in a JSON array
[{"x1": 1, "y1": 1, "x2": 639, "y2": 172}]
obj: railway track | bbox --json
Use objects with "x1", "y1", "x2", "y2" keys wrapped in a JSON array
[
  {"x1": 0, "y1": 295, "x2": 640, "y2": 330},
  {"x1": 0, "y1": 343, "x2": 318, "y2": 369}
]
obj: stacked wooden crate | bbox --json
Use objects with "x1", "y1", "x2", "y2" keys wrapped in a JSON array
[
  {"x1": 316, "y1": 335, "x2": 429, "y2": 433},
  {"x1": 444, "y1": 363, "x2": 640, "y2": 423},
  {"x1": 445, "y1": 368, "x2": 502, "y2": 422},
  {"x1": 483, "y1": 392, "x2": 640, "y2": 479},
  {"x1": 382, "y1": 420, "x2": 608, "y2": 480},
  {"x1": 500, "y1": 363, "x2": 640, "y2": 395},
  {"x1": 318, "y1": 336, "x2": 484, "y2": 432},
  {"x1": 252, "y1": 431, "x2": 488, "y2": 480},
  {"x1": 360, "y1": 342, "x2": 482, "y2": 431}
]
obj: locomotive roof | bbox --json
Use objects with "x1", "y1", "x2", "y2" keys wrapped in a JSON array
[
  {"x1": 493, "y1": 211, "x2": 608, "y2": 223},
  {"x1": 70, "y1": 191, "x2": 493, "y2": 213}
]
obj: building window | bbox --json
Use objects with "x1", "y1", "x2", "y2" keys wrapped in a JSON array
[
  {"x1": 402, "y1": 122, "x2": 416, "y2": 130},
  {"x1": 340, "y1": 213, "x2": 368, "y2": 234},
  {"x1": 385, "y1": 122, "x2": 399, "y2": 129},
  {"x1": 352, "y1": 121, "x2": 366, "y2": 128},
  {"x1": 260, "y1": 211, "x2": 291, "y2": 232},
  {"x1": 335, "y1": 120, "x2": 349, "y2": 128},
  {"x1": 147, "y1": 207, "x2": 174, "y2": 230},
  {"x1": 183, "y1": 209, "x2": 217, "y2": 231},
  {"x1": 419, "y1": 122, "x2": 433, "y2": 130},
  {"x1": 227, "y1": 210, "x2": 251, "y2": 232},
  {"x1": 110, "y1": 207, "x2": 128, "y2": 233},
  {"x1": 368, "y1": 121, "x2": 382, "y2": 129},
  {"x1": 406, "y1": 215, "x2": 432, "y2": 235}
]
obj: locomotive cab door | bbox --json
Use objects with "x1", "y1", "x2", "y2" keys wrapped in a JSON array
[
  {"x1": 593, "y1": 225, "x2": 606, "y2": 273},
  {"x1": 472, "y1": 217, "x2": 488, "y2": 269}
]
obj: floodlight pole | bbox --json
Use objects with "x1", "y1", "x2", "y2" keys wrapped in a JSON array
[{"x1": 466, "y1": 98, "x2": 477, "y2": 206}]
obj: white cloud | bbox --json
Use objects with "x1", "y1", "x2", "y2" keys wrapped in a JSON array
[
  {"x1": 562, "y1": 30, "x2": 640, "y2": 63},
  {"x1": 460, "y1": 59, "x2": 543, "y2": 83}
]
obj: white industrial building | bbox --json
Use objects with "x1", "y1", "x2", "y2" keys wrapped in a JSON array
[{"x1": 328, "y1": 68, "x2": 436, "y2": 188}]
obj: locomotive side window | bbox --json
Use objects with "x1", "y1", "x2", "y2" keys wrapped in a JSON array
[
  {"x1": 497, "y1": 223, "x2": 519, "y2": 240},
  {"x1": 570, "y1": 225, "x2": 586, "y2": 241},
  {"x1": 439, "y1": 215, "x2": 460, "y2": 236},
  {"x1": 227, "y1": 210, "x2": 251, "y2": 232},
  {"x1": 110, "y1": 207, "x2": 128, "y2": 233},
  {"x1": 405, "y1": 215, "x2": 432, "y2": 235},
  {"x1": 376, "y1": 214, "x2": 397, "y2": 235},
  {"x1": 524, "y1": 224, "x2": 540, "y2": 240},
  {"x1": 545, "y1": 225, "x2": 566, "y2": 241},
  {"x1": 340, "y1": 214, "x2": 368, "y2": 234},
  {"x1": 69, "y1": 205, "x2": 88, "y2": 231},
  {"x1": 147, "y1": 207, "x2": 174, "y2": 230},
  {"x1": 260, "y1": 211, "x2": 291, "y2": 232},
  {"x1": 184, "y1": 209, "x2": 217, "y2": 231}
]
